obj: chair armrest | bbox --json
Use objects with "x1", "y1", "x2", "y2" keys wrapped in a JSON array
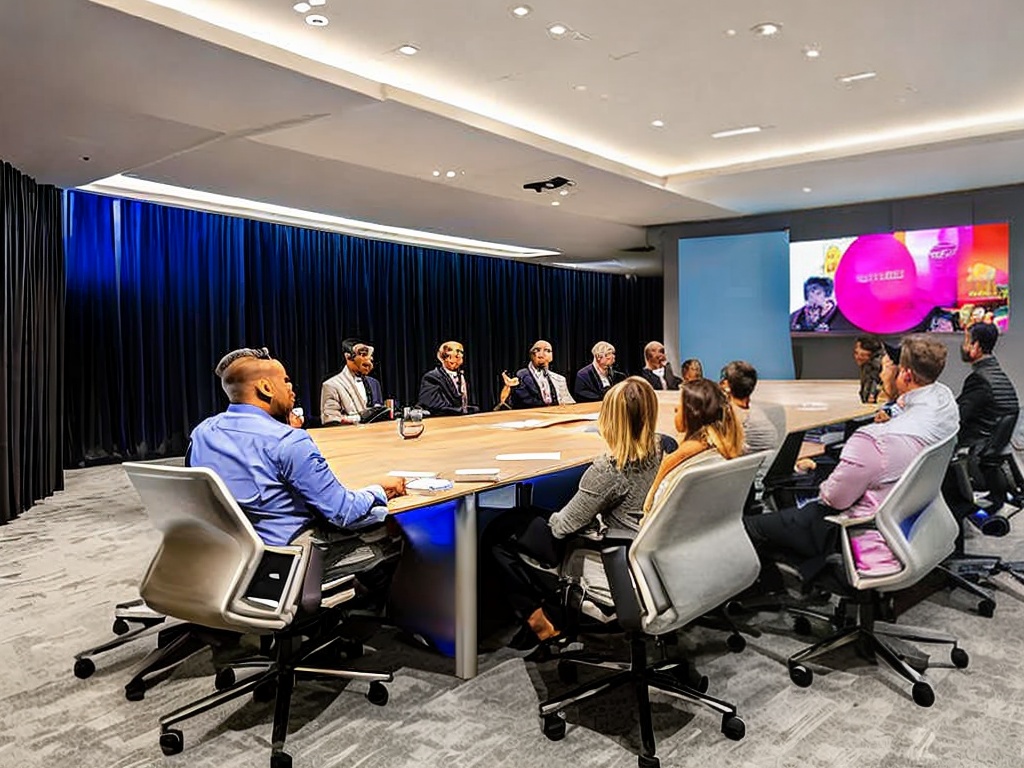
[{"x1": 601, "y1": 544, "x2": 642, "y2": 630}]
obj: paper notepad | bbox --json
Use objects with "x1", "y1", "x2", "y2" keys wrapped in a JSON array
[
  {"x1": 492, "y1": 419, "x2": 546, "y2": 430},
  {"x1": 406, "y1": 478, "x2": 455, "y2": 494},
  {"x1": 495, "y1": 452, "x2": 562, "y2": 461},
  {"x1": 454, "y1": 468, "x2": 501, "y2": 482}
]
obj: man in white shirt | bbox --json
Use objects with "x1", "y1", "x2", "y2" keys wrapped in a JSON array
[
  {"x1": 509, "y1": 340, "x2": 575, "y2": 408},
  {"x1": 320, "y1": 338, "x2": 385, "y2": 425}
]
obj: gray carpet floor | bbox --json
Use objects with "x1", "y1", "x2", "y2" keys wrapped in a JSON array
[{"x1": 2, "y1": 464, "x2": 1024, "y2": 768}]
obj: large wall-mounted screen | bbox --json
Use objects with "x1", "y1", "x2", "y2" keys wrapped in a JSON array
[{"x1": 789, "y1": 223, "x2": 1009, "y2": 335}]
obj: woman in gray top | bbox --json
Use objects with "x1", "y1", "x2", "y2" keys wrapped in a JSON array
[{"x1": 497, "y1": 377, "x2": 671, "y2": 645}]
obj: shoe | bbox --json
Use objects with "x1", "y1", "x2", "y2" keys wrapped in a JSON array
[{"x1": 524, "y1": 634, "x2": 570, "y2": 663}]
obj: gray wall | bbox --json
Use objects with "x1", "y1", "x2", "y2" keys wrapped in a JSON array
[{"x1": 652, "y1": 183, "x2": 1024, "y2": 393}]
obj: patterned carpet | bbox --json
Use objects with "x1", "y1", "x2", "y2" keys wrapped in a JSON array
[{"x1": 2, "y1": 464, "x2": 1024, "y2": 767}]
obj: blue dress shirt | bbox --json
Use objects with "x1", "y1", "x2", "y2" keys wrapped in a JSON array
[{"x1": 189, "y1": 403, "x2": 387, "y2": 545}]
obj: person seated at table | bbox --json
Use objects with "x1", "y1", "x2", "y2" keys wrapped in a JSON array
[
  {"x1": 639, "y1": 340, "x2": 681, "y2": 391},
  {"x1": 643, "y1": 377, "x2": 745, "y2": 514},
  {"x1": 852, "y1": 335, "x2": 884, "y2": 404},
  {"x1": 744, "y1": 335, "x2": 958, "y2": 585},
  {"x1": 492, "y1": 377, "x2": 676, "y2": 647},
  {"x1": 574, "y1": 341, "x2": 625, "y2": 402},
  {"x1": 320, "y1": 337, "x2": 385, "y2": 426},
  {"x1": 681, "y1": 358, "x2": 704, "y2": 383},
  {"x1": 417, "y1": 340, "x2": 480, "y2": 416},
  {"x1": 189, "y1": 346, "x2": 406, "y2": 584},
  {"x1": 719, "y1": 360, "x2": 779, "y2": 454},
  {"x1": 508, "y1": 339, "x2": 575, "y2": 409}
]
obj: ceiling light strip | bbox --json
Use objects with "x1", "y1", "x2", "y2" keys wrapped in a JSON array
[
  {"x1": 711, "y1": 125, "x2": 762, "y2": 139},
  {"x1": 77, "y1": 175, "x2": 559, "y2": 258}
]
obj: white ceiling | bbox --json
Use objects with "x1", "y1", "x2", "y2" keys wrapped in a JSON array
[{"x1": 3, "y1": 0, "x2": 1024, "y2": 274}]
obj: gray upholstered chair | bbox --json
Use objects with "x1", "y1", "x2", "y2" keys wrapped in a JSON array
[
  {"x1": 785, "y1": 433, "x2": 968, "y2": 707},
  {"x1": 538, "y1": 452, "x2": 764, "y2": 768},
  {"x1": 123, "y1": 462, "x2": 394, "y2": 768}
]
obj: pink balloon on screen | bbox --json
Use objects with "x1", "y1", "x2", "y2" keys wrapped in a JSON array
[{"x1": 834, "y1": 234, "x2": 931, "y2": 333}]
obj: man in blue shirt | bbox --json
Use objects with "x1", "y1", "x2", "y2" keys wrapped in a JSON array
[{"x1": 189, "y1": 347, "x2": 406, "y2": 582}]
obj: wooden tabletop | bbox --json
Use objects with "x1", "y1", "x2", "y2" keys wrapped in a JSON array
[{"x1": 309, "y1": 379, "x2": 876, "y2": 513}]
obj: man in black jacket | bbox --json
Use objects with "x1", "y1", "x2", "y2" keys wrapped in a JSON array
[
  {"x1": 638, "y1": 341, "x2": 681, "y2": 391},
  {"x1": 417, "y1": 340, "x2": 480, "y2": 416},
  {"x1": 573, "y1": 341, "x2": 625, "y2": 402},
  {"x1": 957, "y1": 323, "x2": 1019, "y2": 451}
]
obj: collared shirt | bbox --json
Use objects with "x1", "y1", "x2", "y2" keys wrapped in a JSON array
[
  {"x1": 648, "y1": 366, "x2": 667, "y2": 389},
  {"x1": 529, "y1": 362, "x2": 553, "y2": 404},
  {"x1": 189, "y1": 403, "x2": 387, "y2": 546},
  {"x1": 593, "y1": 362, "x2": 610, "y2": 388},
  {"x1": 819, "y1": 382, "x2": 959, "y2": 519}
]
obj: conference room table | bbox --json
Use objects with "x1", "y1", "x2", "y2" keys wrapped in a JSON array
[{"x1": 309, "y1": 379, "x2": 876, "y2": 678}]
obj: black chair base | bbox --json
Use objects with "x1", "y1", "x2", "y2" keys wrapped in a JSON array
[
  {"x1": 537, "y1": 634, "x2": 745, "y2": 768},
  {"x1": 939, "y1": 559, "x2": 999, "y2": 617},
  {"x1": 158, "y1": 627, "x2": 392, "y2": 766},
  {"x1": 785, "y1": 599, "x2": 967, "y2": 708}
]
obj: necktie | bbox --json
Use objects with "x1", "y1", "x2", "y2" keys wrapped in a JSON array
[
  {"x1": 458, "y1": 372, "x2": 468, "y2": 413},
  {"x1": 542, "y1": 370, "x2": 554, "y2": 405}
]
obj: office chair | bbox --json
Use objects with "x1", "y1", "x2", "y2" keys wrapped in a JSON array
[
  {"x1": 122, "y1": 462, "x2": 395, "y2": 768},
  {"x1": 537, "y1": 452, "x2": 764, "y2": 768},
  {"x1": 939, "y1": 412, "x2": 1021, "y2": 616},
  {"x1": 781, "y1": 434, "x2": 968, "y2": 708}
]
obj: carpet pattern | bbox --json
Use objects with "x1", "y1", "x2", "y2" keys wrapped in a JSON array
[{"x1": 2, "y1": 464, "x2": 1024, "y2": 767}]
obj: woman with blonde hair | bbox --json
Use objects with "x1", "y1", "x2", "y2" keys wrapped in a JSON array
[
  {"x1": 643, "y1": 377, "x2": 744, "y2": 515},
  {"x1": 492, "y1": 377, "x2": 676, "y2": 647}
]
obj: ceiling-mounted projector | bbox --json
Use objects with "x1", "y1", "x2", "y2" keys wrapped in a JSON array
[{"x1": 523, "y1": 176, "x2": 575, "y2": 193}]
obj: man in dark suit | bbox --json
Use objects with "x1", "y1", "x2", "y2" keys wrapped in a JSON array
[
  {"x1": 574, "y1": 341, "x2": 625, "y2": 402},
  {"x1": 956, "y1": 322, "x2": 1019, "y2": 451},
  {"x1": 509, "y1": 340, "x2": 575, "y2": 409},
  {"x1": 417, "y1": 340, "x2": 480, "y2": 416},
  {"x1": 638, "y1": 340, "x2": 681, "y2": 391},
  {"x1": 320, "y1": 338, "x2": 386, "y2": 425}
]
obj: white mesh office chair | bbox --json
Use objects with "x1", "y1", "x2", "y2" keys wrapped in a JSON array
[
  {"x1": 123, "y1": 462, "x2": 394, "y2": 768},
  {"x1": 784, "y1": 434, "x2": 968, "y2": 707},
  {"x1": 537, "y1": 452, "x2": 764, "y2": 768}
]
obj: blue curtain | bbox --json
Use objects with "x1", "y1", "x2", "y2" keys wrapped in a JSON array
[{"x1": 64, "y1": 191, "x2": 662, "y2": 465}]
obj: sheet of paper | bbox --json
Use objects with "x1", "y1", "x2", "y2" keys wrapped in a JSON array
[
  {"x1": 491, "y1": 419, "x2": 547, "y2": 430},
  {"x1": 388, "y1": 470, "x2": 439, "y2": 478},
  {"x1": 495, "y1": 452, "x2": 562, "y2": 461}
]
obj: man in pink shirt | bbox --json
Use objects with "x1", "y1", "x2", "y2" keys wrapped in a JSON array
[{"x1": 744, "y1": 335, "x2": 959, "y2": 581}]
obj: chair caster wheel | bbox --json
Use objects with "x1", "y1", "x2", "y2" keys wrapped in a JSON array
[
  {"x1": 557, "y1": 660, "x2": 578, "y2": 684},
  {"x1": 270, "y1": 751, "x2": 292, "y2": 768},
  {"x1": 912, "y1": 681, "x2": 935, "y2": 708},
  {"x1": 215, "y1": 668, "x2": 236, "y2": 690},
  {"x1": 159, "y1": 728, "x2": 184, "y2": 756},
  {"x1": 112, "y1": 618, "x2": 131, "y2": 635},
  {"x1": 793, "y1": 616, "x2": 813, "y2": 636},
  {"x1": 73, "y1": 658, "x2": 96, "y2": 679},
  {"x1": 721, "y1": 714, "x2": 746, "y2": 741},
  {"x1": 541, "y1": 713, "x2": 566, "y2": 741},
  {"x1": 124, "y1": 680, "x2": 146, "y2": 701},
  {"x1": 789, "y1": 663, "x2": 813, "y2": 688},
  {"x1": 253, "y1": 679, "x2": 277, "y2": 703},
  {"x1": 978, "y1": 599, "x2": 996, "y2": 618},
  {"x1": 726, "y1": 633, "x2": 746, "y2": 653},
  {"x1": 951, "y1": 647, "x2": 969, "y2": 669},
  {"x1": 366, "y1": 681, "x2": 389, "y2": 706},
  {"x1": 637, "y1": 754, "x2": 660, "y2": 768}
]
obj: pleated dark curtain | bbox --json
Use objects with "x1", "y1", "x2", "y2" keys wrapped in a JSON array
[
  {"x1": 1, "y1": 161, "x2": 64, "y2": 524},
  {"x1": 64, "y1": 191, "x2": 662, "y2": 466}
]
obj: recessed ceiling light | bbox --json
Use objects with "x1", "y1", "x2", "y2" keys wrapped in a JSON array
[
  {"x1": 511, "y1": 5, "x2": 531, "y2": 18},
  {"x1": 293, "y1": 2, "x2": 311, "y2": 12},
  {"x1": 725, "y1": 28, "x2": 737, "y2": 36},
  {"x1": 445, "y1": 170, "x2": 457, "y2": 178},
  {"x1": 551, "y1": 201, "x2": 561, "y2": 206},
  {"x1": 650, "y1": 119, "x2": 665, "y2": 128},
  {"x1": 751, "y1": 22, "x2": 781, "y2": 37},
  {"x1": 305, "y1": 14, "x2": 329, "y2": 26},
  {"x1": 838, "y1": 71, "x2": 877, "y2": 83},
  {"x1": 712, "y1": 125, "x2": 762, "y2": 139},
  {"x1": 548, "y1": 23, "x2": 568, "y2": 37},
  {"x1": 398, "y1": 44, "x2": 419, "y2": 56},
  {"x1": 432, "y1": 170, "x2": 441, "y2": 177},
  {"x1": 308, "y1": 0, "x2": 327, "y2": 6},
  {"x1": 803, "y1": 46, "x2": 821, "y2": 59},
  {"x1": 573, "y1": 84, "x2": 588, "y2": 92},
  {"x1": 802, "y1": 187, "x2": 812, "y2": 193},
  {"x1": 559, "y1": 189, "x2": 570, "y2": 196}
]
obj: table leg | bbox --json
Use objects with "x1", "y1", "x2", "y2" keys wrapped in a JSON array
[{"x1": 454, "y1": 493, "x2": 478, "y2": 679}]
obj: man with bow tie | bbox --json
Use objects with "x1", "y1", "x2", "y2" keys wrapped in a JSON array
[
  {"x1": 508, "y1": 340, "x2": 575, "y2": 409},
  {"x1": 638, "y1": 341, "x2": 681, "y2": 391},
  {"x1": 417, "y1": 340, "x2": 480, "y2": 416}
]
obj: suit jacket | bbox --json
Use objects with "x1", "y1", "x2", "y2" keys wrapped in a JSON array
[
  {"x1": 573, "y1": 363, "x2": 625, "y2": 403},
  {"x1": 320, "y1": 371, "x2": 384, "y2": 425},
  {"x1": 639, "y1": 364, "x2": 681, "y2": 391},
  {"x1": 958, "y1": 356, "x2": 1019, "y2": 450},
  {"x1": 510, "y1": 366, "x2": 560, "y2": 409},
  {"x1": 417, "y1": 366, "x2": 479, "y2": 416}
]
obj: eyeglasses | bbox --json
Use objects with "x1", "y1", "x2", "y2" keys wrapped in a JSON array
[{"x1": 449, "y1": 349, "x2": 465, "y2": 357}]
